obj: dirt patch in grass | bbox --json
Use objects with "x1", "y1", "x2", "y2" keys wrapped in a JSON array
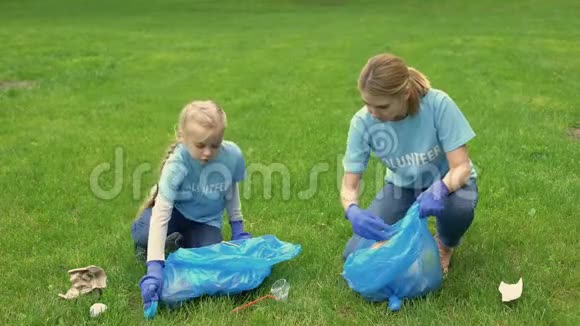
[
  {"x1": 337, "y1": 305, "x2": 354, "y2": 318},
  {"x1": 0, "y1": 80, "x2": 35, "y2": 91},
  {"x1": 567, "y1": 127, "x2": 580, "y2": 140}
]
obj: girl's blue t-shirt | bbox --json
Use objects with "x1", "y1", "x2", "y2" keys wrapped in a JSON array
[{"x1": 158, "y1": 141, "x2": 245, "y2": 228}]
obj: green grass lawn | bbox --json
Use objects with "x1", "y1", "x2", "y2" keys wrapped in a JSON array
[{"x1": 1, "y1": 0, "x2": 579, "y2": 324}]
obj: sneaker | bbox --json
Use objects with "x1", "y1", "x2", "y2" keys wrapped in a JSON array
[
  {"x1": 165, "y1": 232, "x2": 183, "y2": 254},
  {"x1": 134, "y1": 232, "x2": 183, "y2": 264}
]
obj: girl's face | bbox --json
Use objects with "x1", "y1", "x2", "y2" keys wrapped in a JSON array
[
  {"x1": 361, "y1": 91, "x2": 409, "y2": 122},
  {"x1": 181, "y1": 123, "x2": 224, "y2": 164}
]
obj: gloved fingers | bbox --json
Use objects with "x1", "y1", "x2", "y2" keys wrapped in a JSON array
[
  {"x1": 366, "y1": 217, "x2": 389, "y2": 230},
  {"x1": 142, "y1": 284, "x2": 159, "y2": 303},
  {"x1": 232, "y1": 232, "x2": 252, "y2": 240},
  {"x1": 366, "y1": 228, "x2": 390, "y2": 241},
  {"x1": 361, "y1": 209, "x2": 382, "y2": 220},
  {"x1": 149, "y1": 287, "x2": 159, "y2": 302},
  {"x1": 383, "y1": 228, "x2": 399, "y2": 239}
]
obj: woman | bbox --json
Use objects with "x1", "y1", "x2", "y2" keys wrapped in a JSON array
[{"x1": 340, "y1": 53, "x2": 479, "y2": 274}]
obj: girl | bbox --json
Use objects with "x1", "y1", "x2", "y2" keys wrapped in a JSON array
[
  {"x1": 131, "y1": 100, "x2": 251, "y2": 310},
  {"x1": 340, "y1": 53, "x2": 479, "y2": 274}
]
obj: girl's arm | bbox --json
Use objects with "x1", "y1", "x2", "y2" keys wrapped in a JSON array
[
  {"x1": 147, "y1": 195, "x2": 173, "y2": 262},
  {"x1": 441, "y1": 145, "x2": 471, "y2": 193},
  {"x1": 226, "y1": 183, "x2": 243, "y2": 222},
  {"x1": 226, "y1": 183, "x2": 252, "y2": 240}
]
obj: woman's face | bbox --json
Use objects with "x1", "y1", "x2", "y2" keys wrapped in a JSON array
[{"x1": 361, "y1": 91, "x2": 408, "y2": 122}]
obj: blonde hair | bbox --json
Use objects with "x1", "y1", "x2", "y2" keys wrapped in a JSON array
[
  {"x1": 135, "y1": 100, "x2": 227, "y2": 217},
  {"x1": 358, "y1": 53, "x2": 431, "y2": 115},
  {"x1": 177, "y1": 100, "x2": 227, "y2": 134}
]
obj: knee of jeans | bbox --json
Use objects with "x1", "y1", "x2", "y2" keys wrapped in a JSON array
[
  {"x1": 131, "y1": 208, "x2": 152, "y2": 246},
  {"x1": 342, "y1": 236, "x2": 359, "y2": 260},
  {"x1": 447, "y1": 200, "x2": 476, "y2": 224},
  {"x1": 201, "y1": 233, "x2": 222, "y2": 247},
  {"x1": 130, "y1": 222, "x2": 148, "y2": 247}
]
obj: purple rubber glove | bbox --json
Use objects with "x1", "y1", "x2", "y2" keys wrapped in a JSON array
[
  {"x1": 231, "y1": 220, "x2": 252, "y2": 240},
  {"x1": 345, "y1": 204, "x2": 396, "y2": 241},
  {"x1": 418, "y1": 180, "x2": 450, "y2": 218},
  {"x1": 139, "y1": 260, "x2": 164, "y2": 319}
]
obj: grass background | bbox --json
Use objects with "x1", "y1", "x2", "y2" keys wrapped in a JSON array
[{"x1": 0, "y1": 0, "x2": 579, "y2": 324}]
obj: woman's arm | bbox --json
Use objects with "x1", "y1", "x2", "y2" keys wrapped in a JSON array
[
  {"x1": 341, "y1": 172, "x2": 362, "y2": 211},
  {"x1": 441, "y1": 145, "x2": 471, "y2": 193}
]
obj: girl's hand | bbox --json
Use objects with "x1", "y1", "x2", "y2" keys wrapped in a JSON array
[
  {"x1": 232, "y1": 231, "x2": 252, "y2": 240},
  {"x1": 139, "y1": 260, "x2": 164, "y2": 319},
  {"x1": 230, "y1": 220, "x2": 252, "y2": 240}
]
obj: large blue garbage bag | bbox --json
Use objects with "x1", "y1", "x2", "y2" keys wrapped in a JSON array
[
  {"x1": 342, "y1": 203, "x2": 443, "y2": 311},
  {"x1": 160, "y1": 235, "x2": 301, "y2": 305}
]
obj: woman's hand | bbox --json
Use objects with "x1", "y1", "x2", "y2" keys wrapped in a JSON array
[{"x1": 345, "y1": 204, "x2": 396, "y2": 241}]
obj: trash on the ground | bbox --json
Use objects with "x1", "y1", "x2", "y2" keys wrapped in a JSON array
[
  {"x1": 230, "y1": 279, "x2": 290, "y2": 313},
  {"x1": 58, "y1": 265, "x2": 107, "y2": 300},
  {"x1": 270, "y1": 279, "x2": 290, "y2": 301},
  {"x1": 499, "y1": 277, "x2": 523, "y2": 302},
  {"x1": 89, "y1": 303, "x2": 107, "y2": 317}
]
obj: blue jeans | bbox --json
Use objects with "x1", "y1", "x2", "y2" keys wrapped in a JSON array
[
  {"x1": 343, "y1": 181, "x2": 479, "y2": 259},
  {"x1": 131, "y1": 207, "x2": 222, "y2": 250}
]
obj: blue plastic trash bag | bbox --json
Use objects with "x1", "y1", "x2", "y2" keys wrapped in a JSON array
[
  {"x1": 160, "y1": 235, "x2": 301, "y2": 305},
  {"x1": 342, "y1": 202, "x2": 443, "y2": 311}
]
